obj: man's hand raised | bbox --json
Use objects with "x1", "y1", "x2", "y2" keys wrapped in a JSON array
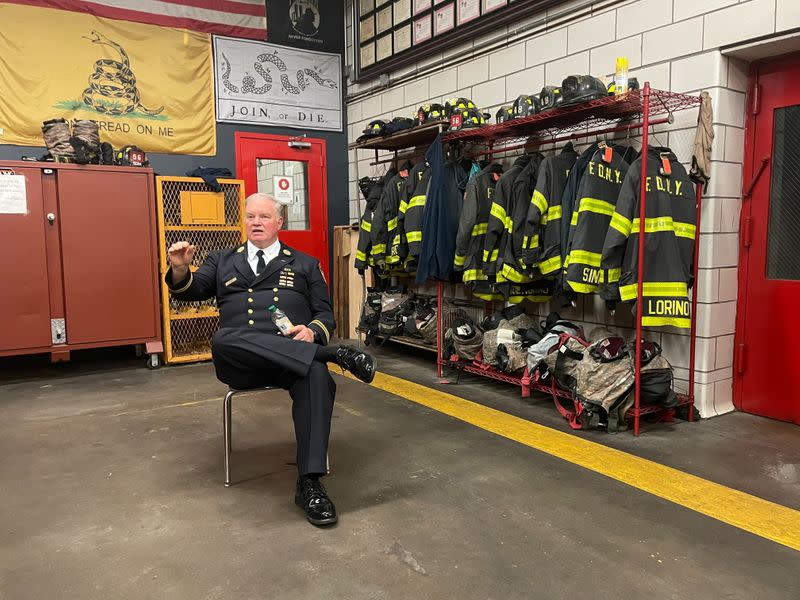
[{"x1": 168, "y1": 241, "x2": 196, "y2": 268}]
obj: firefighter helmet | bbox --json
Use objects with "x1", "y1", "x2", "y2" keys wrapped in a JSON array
[
  {"x1": 539, "y1": 85, "x2": 564, "y2": 111},
  {"x1": 417, "y1": 103, "x2": 446, "y2": 125},
  {"x1": 512, "y1": 94, "x2": 540, "y2": 118},
  {"x1": 114, "y1": 145, "x2": 147, "y2": 166},
  {"x1": 384, "y1": 117, "x2": 415, "y2": 134},
  {"x1": 561, "y1": 75, "x2": 608, "y2": 105},
  {"x1": 496, "y1": 105, "x2": 514, "y2": 124},
  {"x1": 449, "y1": 106, "x2": 485, "y2": 130},
  {"x1": 444, "y1": 97, "x2": 476, "y2": 117}
]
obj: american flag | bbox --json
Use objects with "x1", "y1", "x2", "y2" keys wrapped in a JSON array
[{"x1": 3, "y1": 0, "x2": 267, "y2": 40}]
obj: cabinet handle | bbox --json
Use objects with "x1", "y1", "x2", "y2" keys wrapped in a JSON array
[{"x1": 47, "y1": 212, "x2": 56, "y2": 224}]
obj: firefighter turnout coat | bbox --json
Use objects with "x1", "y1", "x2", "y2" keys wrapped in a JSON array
[
  {"x1": 563, "y1": 144, "x2": 634, "y2": 293},
  {"x1": 600, "y1": 147, "x2": 697, "y2": 328}
]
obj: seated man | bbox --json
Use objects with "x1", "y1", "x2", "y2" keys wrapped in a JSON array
[{"x1": 166, "y1": 192, "x2": 376, "y2": 527}]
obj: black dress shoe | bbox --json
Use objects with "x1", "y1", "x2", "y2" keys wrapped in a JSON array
[
  {"x1": 335, "y1": 345, "x2": 377, "y2": 384},
  {"x1": 295, "y1": 478, "x2": 338, "y2": 526}
]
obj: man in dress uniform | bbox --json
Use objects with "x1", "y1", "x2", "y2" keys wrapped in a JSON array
[{"x1": 166, "y1": 193, "x2": 376, "y2": 526}]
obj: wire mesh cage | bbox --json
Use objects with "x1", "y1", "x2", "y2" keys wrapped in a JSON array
[{"x1": 156, "y1": 177, "x2": 246, "y2": 364}]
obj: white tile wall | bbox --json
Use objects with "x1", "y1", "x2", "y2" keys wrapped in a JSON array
[
  {"x1": 642, "y1": 18, "x2": 703, "y2": 65},
  {"x1": 699, "y1": 233, "x2": 739, "y2": 269},
  {"x1": 457, "y1": 55, "x2": 489, "y2": 89},
  {"x1": 671, "y1": 51, "x2": 726, "y2": 93},
  {"x1": 544, "y1": 51, "x2": 590, "y2": 85},
  {"x1": 629, "y1": 62, "x2": 671, "y2": 91},
  {"x1": 616, "y1": 0, "x2": 673, "y2": 39},
  {"x1": 719, "y1": 197, "x2": 742, "y2": 233},
  {"x1": 703, "y1": 0, "x2": 776, "y2": 50},
  {"x1": 711, "y1": 88, "x2": 746, "y2": 128},
  {"x1": 428, "y1": 66, "x2": 458, "y2": 98},
  {"x1": 713, "y1": 378, "x2": 734, "y2": 415},
  {"x1": 696, "y1": 268, "x2": 719, "y2": 303},
  {"x1": 404, "y1": 79, "x2": 430, "y2": 108},
  {"x1": 673, "y1": 0, "x2": 737, "y2": 22},
  {"x1": 567, "y1": 10, "x2": 616, "y2": 53},
  {"x1": 777, "y1": 0, "x2": 800, "y2": 30},
  {"x1": 724, "y1": 126, "x2": 744, "y2": 163},
  {"x1": 707, "y1": 161, "x2": 743, "y2": 197},
  {"x1": 727, "y1": 58, "x2": 749, "y2": 93},
  {"x1": 590, "y1": 35, "x2": 643, "y2": 75},
  {"x1": 382, "y1": 86, "x2": 405, "y2": 113},
  {"x1": 489, "y1": 43, "x2": 528, "y2": 78},
  {"x1": 472, "y1": 78, "x2": 508, "y2": 110},
  {"x1": 526, "y1": 28, "x2": 568, "y2": 67},
  {"x1": 715, "y1": 334, "x2": 735, "y2": 369},
  {"x1": 696, "y1": 300, "x2": 737, "y2": 337},
  {"x1": 505, "y1": 65, "x2": 545, "y2": 101},
  {"x1": 717, "y1": 267, "x2": 738, "y2": 302}
]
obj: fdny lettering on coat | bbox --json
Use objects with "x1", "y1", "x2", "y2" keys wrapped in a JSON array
[
  {"x1": 645, "y1": 176, "x2": 684, "y2": 196},
  {"x1": 587, "y1": 161, "x2": 622, "y2": 184}
]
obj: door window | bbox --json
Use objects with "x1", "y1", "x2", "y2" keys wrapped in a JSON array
[
  {"x1": 256, "y1": 158, "x2": 310, "y2": 231},
  {"x1": 767, "y1": 105, "x2": 800, "y2": 280}
]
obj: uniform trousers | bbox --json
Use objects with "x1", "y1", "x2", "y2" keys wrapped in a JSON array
[{"x1": 211, "y1": 327, "x2": 336, "y2": 476}]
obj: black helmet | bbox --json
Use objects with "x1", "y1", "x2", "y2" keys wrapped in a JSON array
[
  {"x1": 449, "y1": 107, "x2": 485, "y2": 130},
  {"x1": 501, "y1": 304, "x2": 525, "y2": 320},
  {"x1": 384, "y1": 117, "x2": 415, "y2": 134},
  {"x1": 561, "y1": 75, "x2": 608, "y2": 105},
  {"x1": 115, "y1": 145, "x2": 147, "y2": 166},
  {"x1": 512, "y1": 94, "x2": 540, "y2": 118},
  {"x1": 481, "y1": 312, "x2": 504, "y2": 332},
  {"x1": 444, "y1": 97, "x2": 476, "y2": 116},
  {"x1": 496, "y1": 105, "x2": 513, "y2": 124},
  {"x1": 417, "y1": 103, "x2": 446, "y2": 125},
  {"x1": 359, "y1": 119, "x2": 387, "y2": 140},
  {"x1": 539, "y1": 85, "x2": 564, "y2": 111},
  {"x1": 607, "y1": 77, "x2": 640, "y2": 95}
]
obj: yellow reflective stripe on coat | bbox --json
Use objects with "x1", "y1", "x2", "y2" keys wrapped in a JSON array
[
  {"x1": 577, "y1": 197, "x2": 615, "y2": 216},
  {"x1": 523, "y1": 234, "x2": 539, "y2": 249},
  {"x1": 531, "y1": 190, "x2": 547, "y2": 215},
  {"x1": 539, "y1": 255, "x2": 562, "y2": 275},
  {"x1": 482, "y1": 248, "x2": 499, "y2": 262},
  {"x1": 407, "y1": 195, "x2": 426, "y2": 208},
  {"x1": 356, "y1": 250, "x2": 367, "y2": 261},
  {"x1": 567, "y1": 281, "x2": 599, "y2": 293},
  {"x1": 547, "y1": 205, "x2": 562, "y2": 221},
  {"x1": 387, "y1": 217, "x2": 398, "y2": 231},
  {"x1": 609, "y1": 212, "x2": 631, "y2": 236},
  {"x1": 454, "y1": 254, "x2": 466, "y2": 267},
  {"x1": 398, "y1": 200, "x2": 408, "y2": 213},
  {"x1": 501, "y1": 264, "x2": 531, "y2": 283},
  {"x1": 471, "y1": 222, "x2": 488, "y2": 236},
  {"x1": 642, "y1": 316, "x2": 691, "y2": 329},
  {"x1": 505, "y1": 216, "x2": 513, "y2": 233},
  {"x1": 370, "y1": 243, "x2": 386, "y2": 255},
  {"x1": 391, "y1": 234, "x2": 401, "y2": 246},
  {"x1": 490, "y1": 202, "x2": 507, "y2": 222},
  {"x1": 405, "y1": 231, "x2": 422, "y2": 242},
  {"x1": 360, "y1": 219, "x2": 372, "y2": 232},
  {"x1": 619, "y1": 281, "x2": 689, "y2": 301},
  {"x1": 463, "y1": 268, "x2": 487, "y2": 282},
  {"x1": 566, "y1": 249, "x2": 602, "y2": 267},
  {"x1": 631, "y1": 216, "x2": 696, "y2": 239},
  {"x1": 570, "y1": 211, "x2": 578, "y2": 226},
  {"x1": 607, "y1": 268, "x2": 621, "y2": 282}
]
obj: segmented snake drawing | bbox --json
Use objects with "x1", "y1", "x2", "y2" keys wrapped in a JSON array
[
  {"x1": 82, "y1": 31, "x2": 164, "y2": 116},
  {"x1": 220, "y1": 51, "x2": 337, "y2": 95}
]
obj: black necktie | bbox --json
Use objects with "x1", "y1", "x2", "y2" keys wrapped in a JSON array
[{"x1": 256, "y1": 249, "x2": 266, "y2": 275}]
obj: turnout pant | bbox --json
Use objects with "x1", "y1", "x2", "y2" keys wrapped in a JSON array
[{"x1": 211, "y1": 327, "x2": 336, "y2": 476}]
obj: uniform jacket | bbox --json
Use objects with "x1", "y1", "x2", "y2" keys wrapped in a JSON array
[
  {"x1": 563, "y1": 145, "x2": 634, "y2": 293},
  {"x1": 399, "y1": 161, "x2": 431, "y2": 271},
  {"x1": 501, "y1": 154, "x2": 542, "y2": 283},
  {"x1": 600, "y1": 147, "x2": 696, "y2": 329},
  {"x1": 371, "y1": 171, "x2": 407, "y2": 271},
  {"x1": 523, "y1": 144, "x2": 578, "y2": 274},
  {"x1": 482, "y1": 154, "x2": 530, "y2": 282},
  {"x1": 354, "y1": 178, "x2": 385, "y2": 273},
  {"x1": 454, "y1": 162, "x2": 502, "y2": 299},
  {"x1": 167, "y1": 243, "x2": 335, "y2": 344}
]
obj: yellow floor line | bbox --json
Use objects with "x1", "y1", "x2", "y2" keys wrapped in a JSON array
[{"x1": 338, "y1": 369, "x2": 800, "y2": 552}]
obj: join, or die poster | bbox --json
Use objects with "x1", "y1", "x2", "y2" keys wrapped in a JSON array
[{"x1": 214, "y1": 36, "x2": 342, "y2": 132}]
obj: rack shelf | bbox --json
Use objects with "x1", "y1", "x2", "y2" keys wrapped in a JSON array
[
  {"x1": 358, "y1": 329, "x2": 437, "y2": 353},
  {"x1": 348, "y1": 119, "x2": 449, "y2": 151}
]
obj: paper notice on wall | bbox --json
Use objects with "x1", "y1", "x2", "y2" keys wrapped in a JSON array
[
  {"x1": 273, "y1": 175, "x2": 294, "y2": 204},
  {"x1": 0, "y1": 175, "x2": 26, "y2": 214}
]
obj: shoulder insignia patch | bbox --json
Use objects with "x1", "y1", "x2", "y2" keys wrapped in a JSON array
[
  {"x1": 236, "y1": 246, "x2": 245, "y2": 253},
  {"x1": 282, "y1": 249, "x2": 291, "y2": 256}
]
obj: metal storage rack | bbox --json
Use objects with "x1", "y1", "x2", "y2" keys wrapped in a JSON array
[
  {"x1": 349, "y1": 84, "x2": 703, "y2": 435},
  {"x1": 155, "y1": 176, "x2": 246, "y2": 364},
  {"x1": 436, "y1": 84, "x2": 704, "y2": 435}
]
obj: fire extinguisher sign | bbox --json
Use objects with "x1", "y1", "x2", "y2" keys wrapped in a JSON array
[{"x1": 273, "y1": 175, "x2": 294, "y2": 204}]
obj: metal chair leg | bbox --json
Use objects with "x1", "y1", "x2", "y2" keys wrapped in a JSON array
[
  {"x1": 326, "y1": 452, "x2": 330, "y2": 474},
  {"x1": 223, "y1": 389, "x2": 234, "y2": 486}
]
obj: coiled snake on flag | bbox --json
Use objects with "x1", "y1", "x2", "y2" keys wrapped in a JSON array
[
  {"x1": 82, "y1": 31, "x2": 164, "y2": 116},
  {"x1": 220, "y1": 51, "x2": 337, "y2": 95}
]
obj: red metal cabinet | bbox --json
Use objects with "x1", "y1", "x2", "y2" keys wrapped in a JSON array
[{"x1": 0, "y1": 161, "x2": 162, "y2": 363}]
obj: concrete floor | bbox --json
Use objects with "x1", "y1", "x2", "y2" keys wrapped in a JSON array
[{"x1": 0, "y1": 346, "x2": 798, "y2": 600}]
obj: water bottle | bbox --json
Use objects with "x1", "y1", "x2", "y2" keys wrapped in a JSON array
[
  {"x1": 614, "y1": 56, "x2": 629, "y2": 95},
  {"x1": 268, "y1": 305, "x2": 293, "y2": 335}
]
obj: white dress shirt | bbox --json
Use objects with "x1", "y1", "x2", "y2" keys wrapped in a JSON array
[{"x1": 247, "y1": 239, "x2": 281, "y2": 276}]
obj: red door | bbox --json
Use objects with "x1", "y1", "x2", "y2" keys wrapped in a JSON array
[
  {"x1": 735, "y1": 54, "x2": 800, "y2": 424},
  {"x1": 236, "y1": 133, "x2": 330, "y2": 280}
]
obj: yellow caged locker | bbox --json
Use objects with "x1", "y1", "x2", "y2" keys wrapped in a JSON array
[{"x1": 156, "y1": 177, "x2": 246, "y2": 364}]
